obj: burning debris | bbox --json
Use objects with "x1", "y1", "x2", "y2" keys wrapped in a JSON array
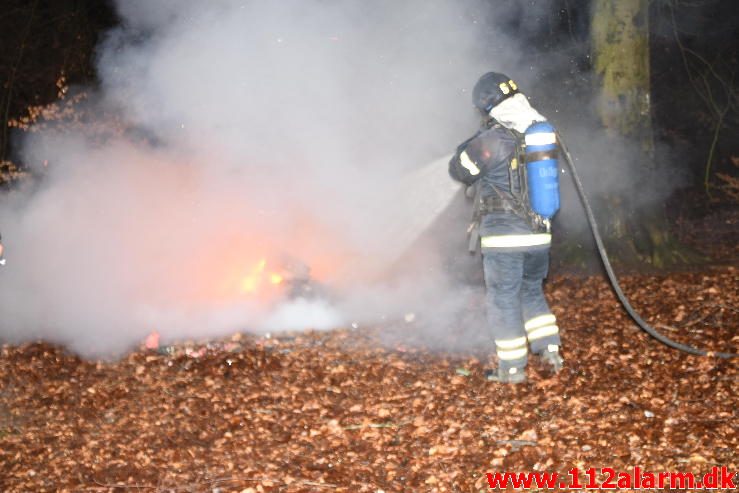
[
  {"x1": 238, "y1": 255, "x2": 328, "y2": 302},
  {"x1": 139, "y1": 255, "x2": 338, "y2": 354}
]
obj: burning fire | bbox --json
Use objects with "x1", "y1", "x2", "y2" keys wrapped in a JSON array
[
  {"x1": 240, "y1": 258, "x2": 285, "y2": 295},
  {"x1": 194, "y1": 224, "x2": 344, "y2": 304}
]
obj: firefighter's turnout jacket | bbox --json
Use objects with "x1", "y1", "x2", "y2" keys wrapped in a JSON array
[{"x1": 449, "y1": 122, "x2": 560, "y2": 370}]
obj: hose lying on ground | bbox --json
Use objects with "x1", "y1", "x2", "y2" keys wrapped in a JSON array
[{"x1": 557, "y1": 133, "x2": 738, "y2": 359}]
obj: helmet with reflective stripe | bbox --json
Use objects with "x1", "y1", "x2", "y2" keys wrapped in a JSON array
[{"x1": 472, "y1": 72, "x2": 519, "y2": 113}]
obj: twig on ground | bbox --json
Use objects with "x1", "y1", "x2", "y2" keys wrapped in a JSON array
[
  {"x1": 343, "y1": 420, "x2": 409, "y2": 430},
  {"x1": 92, "y1": 479, "x2": 157, "y2": 490},
  {"x1": 684, "y1": 310, "x2": 717, "y2": 328},
  {"x1": 657, "y1": 323, "x2": 681, "y2": 332},
  {"x1": 91, "y1": 476, "x2": 339, "y2": 491},
  {"x1": 202, "y1": 476, "x2": 337, "y2": 488},
  {"x1": 495, "y1": 440, "x2": 538, "y2": 448}
]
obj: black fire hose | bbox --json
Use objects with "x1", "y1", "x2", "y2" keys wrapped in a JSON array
[{"x1": 557, "y1": 133, "x2": 738, "y2": 359}]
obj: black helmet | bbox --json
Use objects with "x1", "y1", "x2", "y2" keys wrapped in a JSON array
[{"x1": 472, "y1": 72, "x2": 519, "y2": 113}]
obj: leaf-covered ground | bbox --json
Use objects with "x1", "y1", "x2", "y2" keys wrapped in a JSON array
[{"x1": 1, "y1": 266, "x2": 737, "y2": 492}]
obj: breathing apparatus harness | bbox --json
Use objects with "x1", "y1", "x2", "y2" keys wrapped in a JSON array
[{"x1": 466, "y1": 120, "x2": 553, "y2": 253}]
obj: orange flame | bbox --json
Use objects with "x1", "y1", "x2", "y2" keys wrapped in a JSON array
[{"x1": 240, "y1": 258, "x2": 283, "y2": 295}]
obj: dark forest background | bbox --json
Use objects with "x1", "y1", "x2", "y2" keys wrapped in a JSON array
[{"x1": 1, "y1": 0, "x2": 737, "y2": 193}]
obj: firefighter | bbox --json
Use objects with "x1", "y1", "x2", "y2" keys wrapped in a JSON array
[{"x1": 449, "y1": 72, "x2": 563, "y2": 383}]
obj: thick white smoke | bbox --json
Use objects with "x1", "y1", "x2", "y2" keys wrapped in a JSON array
[{"x1": 0, "y1": 0, "x2": 528, "y2": 357}]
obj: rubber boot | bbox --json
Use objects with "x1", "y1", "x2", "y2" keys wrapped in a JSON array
[
  {"x1": 540, "y1": 345, "x2": 564, "y2": 373},
  {"x1": 484, "y1": 366, "x2": 527, "y2": 384}
]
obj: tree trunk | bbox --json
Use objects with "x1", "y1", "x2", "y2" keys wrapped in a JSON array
[
  {"x1": 589, "y1": 0, "x2": 701, "y2": 269},
  {"x1": 592, "y1": 0, "x2": 653, "y2": 153}
]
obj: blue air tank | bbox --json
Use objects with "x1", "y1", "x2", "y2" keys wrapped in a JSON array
[{"x1": 524, "y1": 121, "x2": 560, "y2": 219}]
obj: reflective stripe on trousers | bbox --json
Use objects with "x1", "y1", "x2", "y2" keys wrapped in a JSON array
[
  {"x1": 495, "y1": 336, "x2": 527, "y2": 362},
  {"x1": 481, "y1": 233, "x2": 552, "y2": 249},
  {"x1": 525, "y1": 313, "x2": 559, "y2": 341}
]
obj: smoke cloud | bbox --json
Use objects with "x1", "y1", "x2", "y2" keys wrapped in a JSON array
[{"x1": 1, "y1": 0, "x2": 536, "y2": 357}]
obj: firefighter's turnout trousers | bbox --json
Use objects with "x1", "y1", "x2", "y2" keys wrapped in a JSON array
[{"x1": 480, "y1": 214, "x2": 560, "y2": 371}]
